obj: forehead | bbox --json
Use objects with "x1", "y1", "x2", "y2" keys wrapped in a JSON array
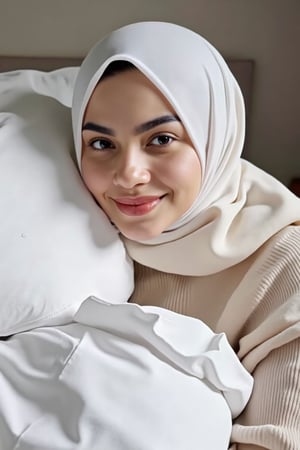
[{"x1": 84, "y1": 69, "x2": 176, "y2": 121}]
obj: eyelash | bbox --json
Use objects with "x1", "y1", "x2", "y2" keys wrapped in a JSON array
[
  {"x1": 87, "y1": 133, "x2": 176, "y2": 152},
  {"x1": 148, "y1": 134, "x2": 175, "y2": 147},
  {"x1": 88, "y1": 138, "x2": 115, "y2": 151}
]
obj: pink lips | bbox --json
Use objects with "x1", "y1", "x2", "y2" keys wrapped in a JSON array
[{"x1": 113, "y1": 196, "x2": 163, "y2": 216}]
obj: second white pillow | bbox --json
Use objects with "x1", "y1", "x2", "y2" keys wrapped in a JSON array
[{"x1": 0, "y1": 68, "x2": 133, "y2": 336}]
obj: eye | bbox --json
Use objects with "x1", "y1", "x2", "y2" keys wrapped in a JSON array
[
  {"x1": 149, "y1": 134, "x2": 174, "y2": 147},
  {"x1": 89, "y1": 138, "x2": 115, "y2": 151}
]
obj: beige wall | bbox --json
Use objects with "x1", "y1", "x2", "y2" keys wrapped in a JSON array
[{"x1": 0, "y1": 0, "x2": 299, "y2": 185}]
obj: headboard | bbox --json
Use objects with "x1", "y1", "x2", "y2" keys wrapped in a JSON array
[
  {"x1": 0, "y1": 56, "x2": 254, "y2": 116},
  {"x1": 0, "y1": 56, "x2": 80, "y2": 73}
]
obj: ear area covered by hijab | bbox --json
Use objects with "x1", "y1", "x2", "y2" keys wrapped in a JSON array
[{"x1": 72, "y1": 21, "x2": 300, "y2": 276}]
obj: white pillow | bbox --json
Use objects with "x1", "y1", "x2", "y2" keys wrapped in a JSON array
[{"x1": 0, "y1": 68, "x2": 133, "y2": 336}]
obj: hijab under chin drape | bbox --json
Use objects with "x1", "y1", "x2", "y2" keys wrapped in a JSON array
[{"x1": 72, "y1": 21, "x2": 300, "y2": 276}]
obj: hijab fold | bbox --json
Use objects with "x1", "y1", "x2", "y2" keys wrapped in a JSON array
[{"x1": 72, "y1": 21, "x2": 300, "y2": 276}]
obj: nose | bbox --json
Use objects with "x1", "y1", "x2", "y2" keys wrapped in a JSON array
[{"x1": 113, "y1": 146, "x2": 151, "y2": 189}]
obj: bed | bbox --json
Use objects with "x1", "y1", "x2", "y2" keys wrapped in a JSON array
[{"x1": 0, "y1": 56, "x2": 254, "y2": 450}]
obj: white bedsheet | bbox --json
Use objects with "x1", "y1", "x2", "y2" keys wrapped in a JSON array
[{"x1": 0, "y1": 298, "x2": 253, "y2": 450}]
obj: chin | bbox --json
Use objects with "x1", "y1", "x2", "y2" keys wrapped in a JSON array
[{"x1": 119, "y1": 226, "x2": 163, "y2": 242}]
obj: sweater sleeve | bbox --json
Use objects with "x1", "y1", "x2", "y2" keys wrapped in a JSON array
[
  {"x1": 231, "y1": 338, "x2": 300, "y2": 449},
  {"x1": 230, "y1": 227, "x2": 300, "y2": 449},
  {"x1": 227, "y1": 227, "x2": 300, "y2": 450}
]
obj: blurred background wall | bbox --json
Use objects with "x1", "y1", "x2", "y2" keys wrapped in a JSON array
[{"x1": 0, "y1": 0, "x2": 299, "y2": 186}]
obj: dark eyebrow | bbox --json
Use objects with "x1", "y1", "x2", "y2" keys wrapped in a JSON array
[
  {"x1": 82, "y1": 114, "x2": 180, "y2": 137},
  {"x1": 82, "y1": 122, "x2": 115, "y2": 136},
  {"x1": 134, "y1": 115, "x2": 180, "y2": 134}
]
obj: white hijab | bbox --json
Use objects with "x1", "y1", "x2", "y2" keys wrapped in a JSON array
[{"x1": 72, "y1": 21, "x2": 300, "y2": 276}]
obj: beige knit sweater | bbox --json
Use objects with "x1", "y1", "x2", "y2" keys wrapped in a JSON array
[{"x1": 130, "y1": 225, "x2": 300, "y2": 450}]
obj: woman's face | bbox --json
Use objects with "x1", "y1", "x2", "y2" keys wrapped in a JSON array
[{"x1": 81, "y1": 69, "x2": 202, "y2": 241}]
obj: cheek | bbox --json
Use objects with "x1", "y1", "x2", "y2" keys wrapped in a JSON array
[
  {"x1": 81, "y1": 158, "x2": 109, "y2": 197},
  {"x1": 158, "y1": 150, "x2": 202, "y2": 193}
]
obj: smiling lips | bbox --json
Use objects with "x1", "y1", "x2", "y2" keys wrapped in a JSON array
[{"x1": 113, "y1": 196, "x2": 164, "y2": 216}]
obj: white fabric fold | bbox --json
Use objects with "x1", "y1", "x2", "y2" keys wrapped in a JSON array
[{"x1": 75, "y1": 297, "x2": 253, "y2": 418}]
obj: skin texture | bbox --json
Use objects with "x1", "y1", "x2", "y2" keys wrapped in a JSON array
[{"x1": 81, "y1": 69, "x2": 202, "y2": 241}]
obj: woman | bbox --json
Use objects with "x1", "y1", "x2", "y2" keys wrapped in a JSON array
[{"x1": 72, "y1": 22, "x2": 300, "y2": 449}]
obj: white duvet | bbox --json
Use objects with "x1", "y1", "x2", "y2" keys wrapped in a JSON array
[{"x1": 0, "y1": 298, "x2": 253, "y2": 450}]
